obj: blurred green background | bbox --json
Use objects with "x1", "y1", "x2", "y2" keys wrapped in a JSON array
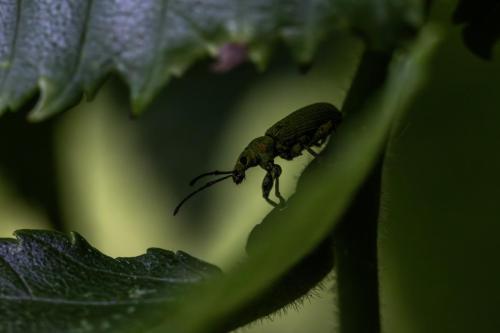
[{"x1": 0, "y1": 36, "x2": 361, "y2": 332}]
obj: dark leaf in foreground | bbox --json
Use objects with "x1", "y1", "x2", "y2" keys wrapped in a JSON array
[{"x1": 0, "y1": 230, "x2": 220, "y2": 333}]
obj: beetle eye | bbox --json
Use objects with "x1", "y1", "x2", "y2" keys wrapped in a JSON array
[{"x1": 239, "y1": 157, "x2": 247, "y2": 165}]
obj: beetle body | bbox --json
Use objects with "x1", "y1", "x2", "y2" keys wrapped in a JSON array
[
  {"x1": 174, "y1": 102, "x2": 342, "y2": 215},
  {"x1": 266, "y1": 102, "x2": 342, "y2": 160}
]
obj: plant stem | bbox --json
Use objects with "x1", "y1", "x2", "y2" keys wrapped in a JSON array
[{"x1": 333, "y1": 49, "x2": 392, "y2": 333}]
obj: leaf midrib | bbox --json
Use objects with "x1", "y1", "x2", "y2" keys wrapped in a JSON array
[{"x1": 0, "y1": 294, "x2": 173, "y2": 306}]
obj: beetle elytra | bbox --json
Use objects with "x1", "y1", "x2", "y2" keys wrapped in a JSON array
[{"x1": 173, "y1": 102, "x2": 342, "y2": 215}]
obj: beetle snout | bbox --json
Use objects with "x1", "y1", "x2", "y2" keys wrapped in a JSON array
[{"x1": 233, "y1": 171, "x2": 245, "y2": 184}]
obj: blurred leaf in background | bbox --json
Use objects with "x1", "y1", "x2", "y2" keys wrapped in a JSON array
[
  {"x1": 0, "y1": 109, "x2": 61, "y2": 232},
  {"x1": 379, "y1": 11, "x2": 500, "y2": 333}
]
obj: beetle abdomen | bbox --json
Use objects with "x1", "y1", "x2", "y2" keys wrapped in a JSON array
[{"x1": 265, "y1": 102, "x2": 342, "y2": 144}]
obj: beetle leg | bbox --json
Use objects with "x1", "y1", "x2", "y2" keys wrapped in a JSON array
[
  {"x1": 262, "y1": 172, "x2": 279, "y2": 207},
  {"x1": 271, "y1": 164, "x2": 286, "y2": 207},
  {"x1": 306, "y1": 147, "x2": 318, "y2": 157},
  {"x1": 290, "y1": 143, "x2": 303, "y2": 158},
  {"x1": 311, "y1": 121, "x2": 334, "y2": 144},
  {"x1": 262, "y1": 163, "x2": 286, "y2": 208}
]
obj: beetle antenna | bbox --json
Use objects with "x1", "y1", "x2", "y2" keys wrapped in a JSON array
[
  {"x1": 189, "y1": 170, "x2": 233, "y2": 186},
  {"x1": 174, "y1": 174, "x2": 233, "y2": 215}
]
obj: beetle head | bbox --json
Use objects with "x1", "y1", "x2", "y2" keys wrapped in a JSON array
[
  {"x1": 233, "y1": 136, "x2": 275, "y2": 184},
  {"x1": 233, "y1": 150, "x2": 254, "y2": 184}
]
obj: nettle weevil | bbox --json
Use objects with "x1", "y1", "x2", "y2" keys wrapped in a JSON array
[{"x1": 173, "y1": 102, "x2": 342, "y2": 215}]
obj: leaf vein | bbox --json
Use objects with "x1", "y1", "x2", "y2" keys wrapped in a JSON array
[
  {"x1": 0, "y1": 256, "x2": 34, "y2": 297},
  {"x1": 33, "y1": 236, "x2": 202, "y2": 284}
]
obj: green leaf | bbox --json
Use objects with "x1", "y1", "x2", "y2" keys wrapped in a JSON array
[
  {"x1": 0, "y1": 0, "x2": 423, "y2": 121},
  {"x1": 149, "y1": 24, "x2": 442, "y2": 333},
  {"x1": 0, "y1": 229, "x2": 220, "y2": 333}
]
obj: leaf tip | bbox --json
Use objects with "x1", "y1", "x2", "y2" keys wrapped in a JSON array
[
  {"x1": 130, "y1": 96, "x2": 149, "y2": 118},
  {"x1": 28, "y1": 78, "x2": 83, "y2": 122},
  {"x1": 27, "y1": 78, "x2": 59, "y2": 122}
]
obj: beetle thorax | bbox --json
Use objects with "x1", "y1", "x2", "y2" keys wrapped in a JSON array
[{"x1": 244, "y1": 136, "x2": 276, "y2": 166}]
